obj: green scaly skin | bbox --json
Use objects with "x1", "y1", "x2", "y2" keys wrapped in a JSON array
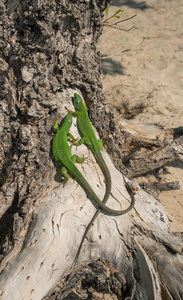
[
  {"x1": 71, "y1": 93, "x2": 135, "y2": 265},
  {"x1": 52, "y1": 111, "x2": 134, "y2": 215},
  {"x1": 71, "y1": 93, "x2": 135, "y2": 215}
]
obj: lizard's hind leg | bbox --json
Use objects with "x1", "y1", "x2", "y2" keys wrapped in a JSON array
[{"x1": 61, "y1": 166, "x2": 70, "y2": 185}]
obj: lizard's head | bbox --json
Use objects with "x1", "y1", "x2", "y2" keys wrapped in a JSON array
[{"x1": 73, "y1": 93, "x2": 88, "y2": 111}]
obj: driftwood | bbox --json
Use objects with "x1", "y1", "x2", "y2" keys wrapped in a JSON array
[
  {"x1": 119, "y1": 118, "x2": 183, "y2": 176},
  {"x1": 140, "y1": 181, "x2": 180, "y2": 198},
  {"x1": 0, "y1": 1, "x2": 183, "y2": 299}
]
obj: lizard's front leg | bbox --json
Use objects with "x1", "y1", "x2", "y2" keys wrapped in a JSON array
[
  {"x1": 53, "y1": 118, "x2": 60, "y2": 132},
  {"x1": 73, "y1": 136, "x2": 91, "y2": 148},
  {"x1": 71, "y1": 154, "x2": 86, "y2": 164}
]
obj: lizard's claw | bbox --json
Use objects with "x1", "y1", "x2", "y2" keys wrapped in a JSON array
[
  {"x1": 82, "y1": 155, "x2": 92, "y2": 163},
  {"x1": 65, "y1": 106, "x2": 74, "y2": 113},
  {"x1": 53, "y1": 179, "x2": 66, "y2": 190},
  {"x1": 70, "y1": 139, "x2": 78, "y2": 149},
  {"x1": 63, "y1": 178, "x2": 70, "y2": 187}
]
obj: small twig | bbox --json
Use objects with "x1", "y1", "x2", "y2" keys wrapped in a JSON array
[
  {"x1": 101, "y1": 37, "x2": 145, "y2": 60},
  {"x1": 103, "y1": 9, "x2": 124, "y2": 24},
  {"x1": 112, "y1": 14, "x2": 137, "y2": 26},
  {"x1": 101, "y1": 49, "x2": 131, "y2": 60},
  {"x1": 104, "y1": 24, "x2": 134, "y2": 32}
]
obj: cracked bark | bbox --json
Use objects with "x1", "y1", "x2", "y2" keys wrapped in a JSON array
[{"x1": 0, "y1": 0, "x2": 183, "y2": 299}]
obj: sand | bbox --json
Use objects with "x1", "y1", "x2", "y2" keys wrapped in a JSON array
[{"x1": 98, "y1": 0, "x2": 183, "y2": 232}]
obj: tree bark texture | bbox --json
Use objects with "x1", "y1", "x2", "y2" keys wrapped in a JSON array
[
  {"x1": 0, "y1": 0, "x2": 111, "y2": 270},
  {"x1": 0, "y1": 0, "x2": 183, "y2": 299}
]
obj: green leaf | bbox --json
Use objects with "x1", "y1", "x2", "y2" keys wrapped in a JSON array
[
  {"x1": 115, "y1": 9, "x2": 124, "y2": 15},
  {"x1": 106, "y1": 5, "x2": 109, "y2": 17},
  {"x1": 114, "y1": 15, "x2": 120, "y2": 19}
]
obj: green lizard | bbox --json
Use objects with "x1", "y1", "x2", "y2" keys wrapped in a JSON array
[
  {"x1": 70, "y1": 93, "x2": 135, "y2": 265},
  {"x1": 52, "y1": 110, "x2": 134, "y2": 215}
]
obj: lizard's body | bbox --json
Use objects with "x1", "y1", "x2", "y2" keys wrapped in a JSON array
[
  {"x1": 71, "y1": 93, "x2": 135, "y2": 265},
  {"x1": 52, "y1": 111, "x2": 134, "y2": 215}
]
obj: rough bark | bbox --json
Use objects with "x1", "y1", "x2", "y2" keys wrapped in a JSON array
[
  {"x1": 0, "y1": 0, "x2": 183, "y2": 299},
  {"x1": 0, "y1": 0, "x2": 110, "y2": 270}
]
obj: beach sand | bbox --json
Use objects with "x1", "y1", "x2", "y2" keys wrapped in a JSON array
[{"x1": 98, "y1": 0, "x2": 183, "y2": 232}]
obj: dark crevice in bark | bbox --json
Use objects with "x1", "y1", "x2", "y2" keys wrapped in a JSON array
[{"x1": 0, "y1": 189, "x2": 19, "y2": 257}]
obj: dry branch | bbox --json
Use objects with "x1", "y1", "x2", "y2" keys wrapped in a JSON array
[{"x1": 129, "y1": 135, "x2": 183, "y2": 177}]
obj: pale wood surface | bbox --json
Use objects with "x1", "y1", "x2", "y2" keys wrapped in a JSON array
[{"x1": 0, "y1": 114, "x2": 182, "y2": 299}]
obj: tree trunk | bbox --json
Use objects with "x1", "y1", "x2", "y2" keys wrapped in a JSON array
[{"x1": 0, "y1": 1, "x2": 182, "y2": 299}]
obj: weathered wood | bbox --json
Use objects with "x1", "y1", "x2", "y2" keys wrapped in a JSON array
[
  {"x1": 0, "y1": 116, "x2": 183, "y2": 299},
  {"x1": 141, "y1": 181, "x2": 180, "y2": 192},
  {"x1": 128, "y1": 135, "x2": 183, "y2": 177},
  {"x1": 118, "y1": 118, "x2": 183, "y2": 177},
  {"x1": 140, "y1": 181, "x2": 180, "y2": 198},
  {"x1": 42, "y1": 259, "x2": 127, "y2": 300}
]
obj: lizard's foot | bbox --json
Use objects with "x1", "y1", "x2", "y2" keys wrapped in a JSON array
[
  {"x1": 63, "y1": 177, "x2": 70, "y2": 187},
  {"x1": 82, "y1": 155, "x2": 92, "y2": 163},
  {"x1": 70, "y1": 139, "x2": 79, "y2": 149},
  {"x1": 65, "y1": 106, "x2": 74, "y2": 113},
  {"x1": 53, "y1": 178, "x2": 68, "y2": 190},
  {"x1": 53, "y1": 117, "x2": 60, "y2": 131}
]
